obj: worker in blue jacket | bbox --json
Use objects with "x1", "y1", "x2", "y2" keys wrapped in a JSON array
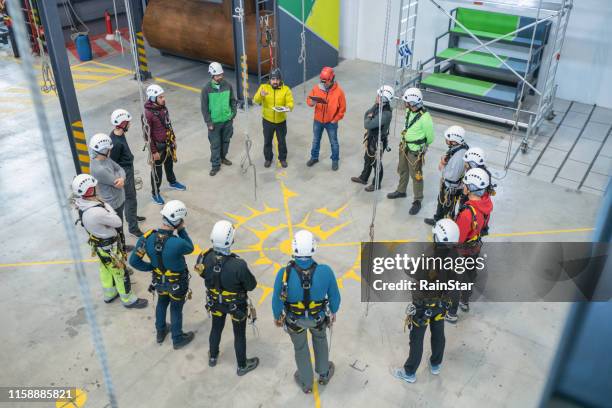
[
  {"x1": 272, "y1": 230, "x2": 341, "y2": 394},
  {"x1": 129, "y1": 200, "x2": 195, "y2": 350}
]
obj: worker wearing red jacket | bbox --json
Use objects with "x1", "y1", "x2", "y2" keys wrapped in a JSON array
[
  {"x1": 306, "y1": 67, "x2": 347, "y2": 171},
  {"x1": 446, "y1": 167, "x2": 493, "y2": 323}
]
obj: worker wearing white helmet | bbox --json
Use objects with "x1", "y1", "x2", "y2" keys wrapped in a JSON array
[
  {"x1": 129, "y1": 200, "x2": 195, "y2": 349},
  {"x1": 201, "y1": 61, "x2": 238, "y2": 176},
  {"x1": 72, "y1": 173, "x2": 148, "y2": 309},
  {"x1": 109, "y1": 109, "x2": 146, "y2": 237},
  {"x1": 145, "y1": 84, "x2": 187, "y2": 206},
  {"x1": 272, "y1": 230, "x2": 341, "y2": 394},
  {"x1": 424, "y1": 125, "x2": 470, "y2": 226},
  {"x1": 461, "y1": 147, "x2": 496, "y2": 202},
  {"x1": 194, "y1": 220, "x2": 259, "y2": 376},
  {"x1": 351, "y1": 85, "x2": 395, "y2": 192},
  {"x1": 388, "y1": 87, "x2": 435, "y2": 216}
]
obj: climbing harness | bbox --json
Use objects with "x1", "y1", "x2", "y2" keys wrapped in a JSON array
[{"x1": 403, "y1": 299, "x2": 451, "y2": 331}]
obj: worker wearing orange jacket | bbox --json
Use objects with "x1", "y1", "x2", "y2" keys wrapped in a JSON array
[{"x1": 306, "y1": 67, "x2": 347, "y2": 171}]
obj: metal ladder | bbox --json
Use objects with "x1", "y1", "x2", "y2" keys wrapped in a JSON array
[
  {"x1": 255, "y1": 0, "x2": 277, "y2": 84},
  {"x1": 393, "y1": 0, "x2": 420, "y2": 94}
]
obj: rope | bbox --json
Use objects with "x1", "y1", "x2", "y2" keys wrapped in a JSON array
[
  {"x1": 26, "y1": 0, "x2": 55, "y2": 93},
  {"x1": 64, "y1": 0, "x2": 89, "y2": 40},
  {"x1": 298, "y1": 0, "x2": 307, "y2": 99},
  {"x1": 234, "y1": 0, "x2": 258, "y2": 200},
  {"x1": 112, "y1": 0, "x2": 124, "y2": 55},
  {"x1": 6, "y1": 0, "x2": 118, "y2": 406}
]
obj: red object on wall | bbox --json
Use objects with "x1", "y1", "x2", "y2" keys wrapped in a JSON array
[{"x1": 104, "y1": 10, "x2": 114, "y2": 40}]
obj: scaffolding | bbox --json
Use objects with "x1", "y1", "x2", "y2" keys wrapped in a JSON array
[
  {"x1": 393, "y1": 0, "x2": 573, "y2": 153},
  {"x1": 255, "y1": 0, "x2": 277, "y2": 84}
]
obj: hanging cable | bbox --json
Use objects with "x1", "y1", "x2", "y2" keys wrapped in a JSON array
[
  {"x1": 6, "y1": 0, "x2": 118, "y2": 406},
  {"x1": 298, "y1": 0, "x2": 307, "y2": 100},
  {"x1": 112, "y1": 0, "x2": 124, "y2": 55},
  {"x1": 234, "y1": 0, "x2": 258, "y2": 200}
]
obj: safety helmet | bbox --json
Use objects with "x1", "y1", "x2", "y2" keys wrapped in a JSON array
[
  {"x1": 71, "y1": 173, "x2": 98, "y2": 197},
  {"x1": 210, "y1": 220, "x2": 235, "y2": 249},
  {"x1": 160, "y1": 200, "x2": 187, "y2": 227},
  {"x1": 110, "y1": 109, "x2": 132, "y2": 127},
  {"x1": 89, "y1": 133, "x2": 113, "y2": 155},
  {"x1": 444, "y1": 125, "x2": 465, "y2": 144},
  {"x1": 146, "y1": 84, "x2": 164, "y2": 102},
  {"x1": 402, "y1": 87, "x2": 423, "y2": 107},
  {"x1": 463, "y1": 147, "x2": 486, "y2": 167},
  {"x1": 377, "y1": 85, "x2": 395, "y2": 103},
  {"x1": 320, "y1": 66, "x2": 335, "y2": 82},
  {"x1": 432, "y1": 219, "x2": 460, "y2": 244},
  {"x1": 292, "y1": 230, "x2": 317, "y2": 257},
  {"x1": 208, "y1": 61, "x2": 224, "y2": 76},
  {"x1": 463, "y1": 167, "x2": 490, "y2": 193}
]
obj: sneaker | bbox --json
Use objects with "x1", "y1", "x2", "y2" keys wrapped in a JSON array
[
  {"x1": 318, "y1": 361, "x2": 335, "y2": 385},
  {"x1": 430, "y1": 363, "x2": 441, "y2": 375},
  {"x1": 459, "y1": 302, "x2": 470, "y2": 313},
  {"x1": 173, "y1": 332, "x2": 195, "y2": 350},
  {"x1": 392, "y1": 368, "x2": 416, "y2": 384},
  {"x1": 306, "y1": 158, "x2": 319, "y2": 167},
  {"x1": 294, "y1": 371, "x2": 312, "y2": 394},
  {"x1": 409, "y1": 200, "x2": 422, "y2": 215},
  {"x1": 209, "y1": 168, "x2": 219, "y2": 177},
  {"x1": 332, "y1": 161, "x2": 339, "y2": 171},
  {"x1": 130, "y1": 229, "x2": 144, "y2": 238},
  {"x1": 445, "y1": 313, "x2": 458, "y2": 323},
  {"x1": 124, "y1": 298, "x2": 148, "y2": 309},
  {"x1": 169, "y1": 181, "x2": 187, "y2": 191},
  {"x1": 424, "y1": 218, "x2": 436, "y2": 226},
  {"x1": 152, "y1": 194, "x2": 165, "y2": 205},
  {"x1": 280, "y1": 161, "x2": 288, "y2": 168},
  {"x1": 221, "y1": 158, "x2": 233, "y2": 166},
  {"x1": 351, "y1": 176, "x2": 367, "y2": 185},
  {"x1": 387, "y1": 191, "x2": 407, "y2": 199},
  {"x1": 103, "y1": 293, "x2": 119, "y2": 304},
  {"x1": 156, "y1": 326, "x2": 169, "y2": 344},
  {"x1": 365, "y1": 184, "x2": 379, "y2": 192},
  {"x1": 264, "y1": 160, "x2": 272, "y2": 168},
  {"x1": 237, "y1": 357, "x2": 259, "y2": 376},
  {"x1": 208, "y1": 352, "x2": 218, "y2": 367},
  {"x1": 137, "y1": 216, "x2": 146, "y2": 222}
]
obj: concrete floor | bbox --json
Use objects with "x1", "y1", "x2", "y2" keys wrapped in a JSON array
[{"x1": 0, "y1": 43, "x2": 609, "y2": 408}]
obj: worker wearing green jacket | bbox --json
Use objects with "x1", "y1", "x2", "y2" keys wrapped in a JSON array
[
  {"x1": 388, "y1": 88, "x2": 434, "y2": 215},
  {"x1": 253, "y1": 68, "x2": 294, "y2": 168},
  {"x1": 201, "y1": 62, "x2": 238, "y2": 177}
]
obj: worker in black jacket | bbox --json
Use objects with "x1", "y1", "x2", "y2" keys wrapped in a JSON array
[
  {"x1": 351, "y1": 85, "x2": 394, "y2": 192},
  {"x1": 195, "y1": 220, "x2": 259, "y2": 376}
]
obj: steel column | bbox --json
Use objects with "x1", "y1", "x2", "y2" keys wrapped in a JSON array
[{"x1": 231, "y1": 0, "x2": 246, "y2": 103}]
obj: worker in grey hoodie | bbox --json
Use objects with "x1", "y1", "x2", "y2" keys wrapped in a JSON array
[{"x1": 424, "y1": 125, "x2": 469, "y2": 225}]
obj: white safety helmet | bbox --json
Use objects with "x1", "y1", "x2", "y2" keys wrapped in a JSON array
[
  {"x1": 161, "y1": 200, "x2": 187, "y2": 227},
  {"x1": 110, "y1": 109, "x2": 132, "y2": 127},
  {"x1": 402, "y1": 87, "x2": 423, "y2": 107},
  {"x1": 71, "y1": 173, "x2": 98, "y2": 197},
  {"x1": 208, "y1": 62, "x2": 224, "y2": 76},
  {"x1": 432, "y1": 219, "x2": 460, "y2": 244},
  {"x1": 146, "y1": 84, "x2": 164, "y2": 102},
  {"x1": 463, "y1": 147, "x2": 486, "y2": 168},
  {"x1": 444, "y1": 125, "x2": 465, "y2": 144},
  {"x1": 210, "y1": 220, "x2": 235, "y2": 249},
  {"x1": 292, "y1": 230, "x2": 317, "y2": 257},
  {"x1": 377, "y1": 85, "x2": 395, "y2": 103},
  {"x1": 463, "y1": 167, "x2": 490, "y2": 194},
  {"x1": 89, "y1": 133, "x2": 113, "y2": 155}
]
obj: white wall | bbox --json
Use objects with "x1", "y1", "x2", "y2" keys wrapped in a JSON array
[{"x1": 339, "y1": 0, "x2": 612, "y2": 108}]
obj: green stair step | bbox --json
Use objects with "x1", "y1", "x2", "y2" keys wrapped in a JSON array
[
  {"x1": 422, "y1": 73, "x2": 495, "y2": 97},
  {"x1": 437, "y1": 47, "x2": 506, "y2": 69}
]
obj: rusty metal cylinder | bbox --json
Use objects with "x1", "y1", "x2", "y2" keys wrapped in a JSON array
[{"x1": 143, "y1": 0, "x2": 271, "y2": 74}]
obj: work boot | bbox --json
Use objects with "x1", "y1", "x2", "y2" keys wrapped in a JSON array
[
  {"x1": 237, "y1": 357, "x2": 259, "y2": 376},
  {"x1": 124, "y1": 298, "x2": 148, "y2": 309},
  {"x1": 169, "y1": 181, "x2": 187, "y2": 191},
  {"x1": 387, "y1": 191, "x2": 407, "y2": 199},
  {"x1": 209, "y1": 168, "x2": 220, "y2": 177},
  {"x1": 137, "y1": 216, "x2": 146, "y2": 222},
  {"x1": 365, "y1": 184, "x2": 379, "y2": 192},
  {"x1": 103, "y1": 293, "x2": 119, "y2": 304},
  {"x1": 318, "y1": 361, "x2": 335, "y2": 385},
  {"x1": 264, "y1": 160, "x2": 272, "y2": 168},
  {"x1": 156, "y1": 326, "x2": 169, "y2": 344},
  {"x1": 351, "y1": 176, "x2": 367, "y2": 185},
  {"x1": 459, "y1": 302, "x2": 470, "y2": 312},
  {"x1": 208, "y1": 352, "x2": 218, "y2": 367},
  {"x1": 424, "y1": 218, "x2": 436, "y2": 226},
  {"x1": 221, "y1": 158, "x2": 233, "y2": 166},
  {"x1": 280, "y1": 160, "x2": 288, "y2": 168},
  {"x1": 409, "y1": 200, "x2": 421, "y2": 215},
  {"x1": 173, "y1": 331, "x2": 195, "y2": 350},
  {"x1": 130, "y1": 229, "x2": 144, "y2": 238},
  {"x1": 332, "y1": 161, "x2": 339, "y2": 171},
  {"x1": 306, "y1": 158, "x2": 319, "y2": 167},
  {"x1": 294, "y1": 371, "x2": 312, "y2": 394}
]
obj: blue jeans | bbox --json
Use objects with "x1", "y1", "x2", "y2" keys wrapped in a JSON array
[
  {"x1": 156, "y1": 293, "x2": 185, "y2": 344},
  {"x1": 310, "y1": 121, "x2": 339, "y2": 161}
]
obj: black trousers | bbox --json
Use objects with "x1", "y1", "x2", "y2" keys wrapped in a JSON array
[
  {"x1": 150, "y1": 149, "x2": 176, "y2": 196},
  {"x1": 403, "y1": 318, "x2": 445, "y2": 375},
  {"x1": 209, "y1": 307, "x2": 247, "y2": 367},
  {"x1": 123, "y1": 165, "x2": 139, "y2": 233},
  {"x1": 263, "y1": 119, "x2": 287, "y2": 161},
  {"x1": 359, "y1": 150, "x2": 383, "y2": 185},
  {"x1": 434, "y1": 181, "x2": 462, "y2": 220},
  {"x1": 448, "y1": 265, "x2": 478, "y2": 314}
]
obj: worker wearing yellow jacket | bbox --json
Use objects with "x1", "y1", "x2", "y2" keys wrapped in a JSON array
[{"x1": 253, "y1": 68, "x2": 294, "y2": 168}]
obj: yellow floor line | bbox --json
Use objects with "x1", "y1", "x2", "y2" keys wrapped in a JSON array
[
  {"x1": 72, "y1": 73, "x2": 119, "y2": 81},
  {"x1": 88, "y1": 60, "x2": 132, "y2": 74},
  {"x1": 154, "y1": 77, "x2": 201, "y2": 93},
  {"x1": 488, "y1": 227, "x2": 593, "y2": 238}
]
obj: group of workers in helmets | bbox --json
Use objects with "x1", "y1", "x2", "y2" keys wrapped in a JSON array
[{"x1": 70, "y1": 61, "x2": 495, "y2": 391}]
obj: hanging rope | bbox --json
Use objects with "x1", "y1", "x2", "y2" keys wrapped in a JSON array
[
  {"x1": 234, "y1": 0, "x2": 258, "y2": 200},
  {"x1": 64, "y1": 0, "x2": 89, "y2": 40},
  {"x1": 365, "y1": 0, "x2": 393, "y2": 317},
  {"x1": 298, "y1": 0, "x2": 307, "y2": 100},
  {"x1": 26, "y1": 0, "x2": 55, "y2": 93},
  {"x1": 112, "y1": 0, "x2": 124, "y2": 55},
  {"x1": 6, "y1": 0, "x2": 118, "y2": 406}
]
